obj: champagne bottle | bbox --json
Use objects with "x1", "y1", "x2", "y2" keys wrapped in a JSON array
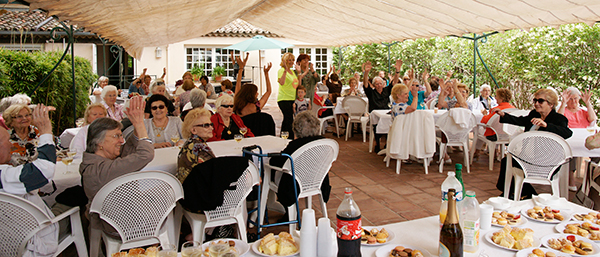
[{"x1": 439, "y1": 189, "x2": 463, "y2": 257}]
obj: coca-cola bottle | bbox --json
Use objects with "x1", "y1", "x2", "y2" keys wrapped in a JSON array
[{"x1": 336, "y1": 187, "x2": 361, "y2": 257}]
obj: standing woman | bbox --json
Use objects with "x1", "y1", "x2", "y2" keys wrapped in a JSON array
[
  {"x1": 101, "y1": 85, "x2": 124, "y2": 121},
  {"x1": 277, "y1": 53, "x2": 298, "y2": 139}
]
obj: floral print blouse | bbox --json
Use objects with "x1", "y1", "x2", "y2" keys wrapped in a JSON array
[
  {"x1": 9, "y1": 125, "x2": 40, "y2": 166},
  {"x1": 176, "y1": 134, "x2": 216, "y2": 183}
]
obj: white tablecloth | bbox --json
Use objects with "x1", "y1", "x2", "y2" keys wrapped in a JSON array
[
  {"x1": 236, "y1": 198, "x2": 593, "y2": 257},
  {"x1": 44, "y1": 136, "x2": 289, "y2": 207},
  {"x1": 567, "y1": 128, "x2": 600, "y2": 158}
]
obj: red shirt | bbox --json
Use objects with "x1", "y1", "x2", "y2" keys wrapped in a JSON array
[
  {"x1": 563, "y1": 108, "x2": 591, "y2": 128},
  {"x1": 481, "y1": 102, "x2": 515, "y2": 136},
  {"x1": 208, "y1": 113, "x2": 254, "y2": 141}
]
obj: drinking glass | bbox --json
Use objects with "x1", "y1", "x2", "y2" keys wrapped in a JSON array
[
  {"x1": 158, "y1": 244, "x2": 177, "y2": 257},
  {"x1": 62, "y1": 150, "x2": 76, "y2": 174},
  {"x1": 587, "y1": 124, "x2": 598, "y2": 133},
  {"x1": 170, "y1": 134, "x2": 180, "y2": 146},
  {"x1": 239, "y1": 127, "x2": 247, "y2": 137},
  {"x1": 281, "y1": 131, "x2": 289, "y2": 140},
  {"x1": 234, "y1": 134, "x2": 243, "y2": 143},
  {"x1": 181, "y1": 241, "x2": 202, "y2": 257},
  {"x1": 208, "y1": 243, "x2": 230, "y2": 257}
]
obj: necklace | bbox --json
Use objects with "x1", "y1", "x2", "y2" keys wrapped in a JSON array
[{"x1": 152, "y1": 119, "x2": 168, "y2": 137}]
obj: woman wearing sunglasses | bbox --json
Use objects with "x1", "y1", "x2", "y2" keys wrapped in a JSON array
[
  {"x1": 208, "y1": 95, "x2": 254, "y2": 141},
  {"x1": 143, "y1": 94, "x2": 183, "y2": 148},
  {"x1": 493, "y1": 88, "x2": 572, "y2": 199},
  {"x1": 177, "y1": 108, "x2": 216, "y2": 183}
]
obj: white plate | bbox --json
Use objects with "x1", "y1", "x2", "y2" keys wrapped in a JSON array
[
  {"x1": 571, "y1": 212, "x2": 600, "y2": 222},
  {"x1": 374, "y1": 244, "x2": 432, "y2": 257},
  {"x1": 486, "y1": 197, "x2": 513, "y2": 210},
  {"x1": 492, "y1": 213, "x2": 528, "y2": 227},
  {"x1": 484, "y1": 229, "x2": 540, "y2": 252},
  {"x1": 520, "y1": 207, "x2": 569, "y2": 224},
  {"x1": 361, "y1": 226, "x2": 395, "y2": 246},
  {"x1": 201, "y1": 239, "x2": 249, "y2": 256},
  {"x1": 541, "y1": 233, "x2": 600, "y2": 256},
  {"x1": 555, "y1": 220, "x2": 600, "y2": 242},
  {"x1": 515, "y1": 247, "x2": 571, "y2": 257},
  {"x1": 252, "y1": 236, "x2": 300, "y2": 257}
]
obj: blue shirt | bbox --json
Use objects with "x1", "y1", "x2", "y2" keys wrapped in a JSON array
[
  {"x1": 391, "y1": 102, "x2": 408, "y2": 120},
  {"x1": 407, "y1": 91, "x2": 427, "y2": 110},
  {"x1": 128, "y1": 83, "x2": 145, "y2": 95}
]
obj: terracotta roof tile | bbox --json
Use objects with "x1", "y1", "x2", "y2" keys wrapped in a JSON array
[{"x1": 0, "y1": 10, "x2": 59, "y2": 31}]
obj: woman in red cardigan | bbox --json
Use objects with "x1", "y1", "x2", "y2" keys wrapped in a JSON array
[{"x1": 208, "y1": 95, "x2": 254, "y2": 141}]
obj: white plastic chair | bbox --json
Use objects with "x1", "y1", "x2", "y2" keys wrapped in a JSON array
[
  {"x1": 313, "y1": 103, "x2": 339, "y2": 137},
  {"x1": 436, "y1": 108, "x2": 477, "y2": 173},
  {"x1": 0, "y1": 192, "x2": 88, "y2": 257},
  {"x1": 469, "y1": 108, "x2": 519, "y2": 170},
  {"x1": 179, "y1": 161, "x2": 260, "y2": 243},
  {"x1": 504, "y1": 131, "x2": 572, "y2": 201},
  {"x1": 342, "y1": 96, "x2": 369, "y2": 142},
  {"x1": 89, "y1": 171, "x2": 184, "y2": 257},
  {"x1": 261, "y1": 139, "x2": 339, "y2": 233}
]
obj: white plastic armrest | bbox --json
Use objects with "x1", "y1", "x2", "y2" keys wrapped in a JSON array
[
  {"x1": 51, "y1": 206, "x2": 80, "y2": 223},
  {"x1": 264, "y1": 163, "x2": 292, "y2": 175}
]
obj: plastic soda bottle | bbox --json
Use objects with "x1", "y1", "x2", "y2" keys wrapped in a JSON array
[
  {"x1": 460, "y1": 190, "x2": 480, "y2": 253},
  {"x1": 440, "y1": 171, "x2": 463, "y2": 227},
  {"x1": 336, "y1": 187, "x2": 361, "y2": 257}
]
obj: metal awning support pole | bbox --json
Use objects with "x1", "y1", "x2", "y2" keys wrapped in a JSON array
[
  {"x1": 70, "y1": 25, "x2": 76, "y2": 127},
  {"x1": 381, "y1": 42, "x2": 399, "y2": 75},
  {"x1": 454, "y1": 32, "x2": 499, "y2": 95}
]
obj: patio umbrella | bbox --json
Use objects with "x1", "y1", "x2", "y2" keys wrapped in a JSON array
[{"x1": 223, "y1": 35, "x2": 293, "y2": 94}]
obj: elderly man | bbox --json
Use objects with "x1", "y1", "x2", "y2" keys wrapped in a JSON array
[{"x1": 0, "y1": 104, "x2": 58, "y2": 256}]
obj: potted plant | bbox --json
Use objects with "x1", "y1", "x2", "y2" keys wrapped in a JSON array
[
  {"x1": 190, "y1": 63, "x2": 204, "y2": 82},
  {"x1": 212, "y1": 65, "x2": 226, "y2": 82}
]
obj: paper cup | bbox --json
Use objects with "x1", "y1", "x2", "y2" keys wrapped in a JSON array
[{"x1": 480, "y1": 204, "x2": 494, "y2": 230}]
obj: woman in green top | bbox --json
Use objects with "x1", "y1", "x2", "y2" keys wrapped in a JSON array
[{"x1": 277, "y1": 52, "x2": 299, "y2": 139}]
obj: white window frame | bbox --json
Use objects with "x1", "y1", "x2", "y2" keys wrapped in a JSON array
[
  {"x1": 281, "y1": 47, "x2": 330, "y2": 75},
  {"x1": 185, "y1": 46, "x2": 240, "y2": 77}
]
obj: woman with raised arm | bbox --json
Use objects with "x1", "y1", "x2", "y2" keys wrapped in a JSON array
[
  {"x1": 558, "y1": 87, "x2": 597, "y2": 128},
  {"x1": 233, "y1": 54, "x2": 272, "y2": 117},
  {"x1": 295, "y1": 54, "x2": 319, "y2": 103},
  {"x1": 277, "y1": 53, "x2": 299, "y2": 139}
]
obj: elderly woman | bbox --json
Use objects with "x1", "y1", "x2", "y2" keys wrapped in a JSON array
[
  {"x1": 178, "y1": 79, "x2": 197, "y2": 111},
  {"x1": 269, "y1": 111, "x2": 331, "y2": 215},
  {"x1": 3, "y1": 104, "x2": 39, "y2": 166},
  {"x1": 470, "y1": 84, "x2": 498, "y2": 115},
  {"x1": 144, "y1": 94, "x2": 183, "y2": 148},
  {"x1": 558, "y1": 87, "x2": 597, "y2": 128},
  {"x1": 176, "y1": 108, "x2": 216, "y2": 183},
  {"x1": 101, "y1": 85, "x2": 124, "y2": 121},
  {"x1": 494, "y1": 88, "x2": 573, "y2": 199},
  {"x1": 437, "y1": 79, "x2": 470, "y2": 110},
  {"x1": 233, "y1": 58, "x2": 272, "y2": 117},
  {"x1": 92, "y1": 76, "x2": 109, "y2": 96},
  {"x1": 145, "y1": 78, "x2": 176, "y2": 119},
  {"x1": 278, "y1": 53, "x2": 299, "y2": 139},
  {"x1": 199, "y1": 75, "x2": 217, "y2": 100},
  {"x1": 70, "y1": 103, "x2": 107, "y2": 158},
  {"x1": 473, "y1": 88, "x2": 515, "y2": 158},
  {"x1": 341, "y1": 77, "x2": 363, "y2": 97},
  {"x1": 0, "y1": 93, "x2": 31, "y2": 129},
  {"x1": 80, "y1": 96, "x2": 154, "y2": 238},
  {"x1": 181, "y1": 88, "x2": 209, "y2": 121},
  {"x1": 218, "y1": 79, "x2": 234, "y2": 98},
  {"x1": 208, "y1": 95, "x2": 254, "y2": 141}
]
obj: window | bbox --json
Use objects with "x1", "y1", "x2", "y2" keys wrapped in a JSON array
[
  {"x1": 186, "y1": 47, "x2": 239, "y2": 77},
  {"x1": 281, "y1": 48, "x2": 293, "y2": 56},
  {"x1": 314, "y1": 48, "x2": 328, "y2": 75}
]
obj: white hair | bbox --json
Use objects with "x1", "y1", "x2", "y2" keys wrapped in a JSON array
[
  {"x1": 215, "y1": 94, "x2": 233, "y2": 109},
  {"x1": 566, "y1": 86, "x2": 581, "y2": 97},
  {"x1": 372, "y1": 77, "x2": 384, "y2": 86},
  {"x1": 480, "y1": 84, "x2": 491, "y2": 91},
  {"x1": 101, "y1": 85, "x2": 118, "y2": 99},
  {"x1": 98, "y1": 76, "x2": 109, "y2": 82}
]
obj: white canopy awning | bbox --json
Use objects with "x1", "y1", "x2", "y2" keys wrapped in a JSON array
[{"x1": 26, "y1": 0, "x2": 600, "y2": 58}]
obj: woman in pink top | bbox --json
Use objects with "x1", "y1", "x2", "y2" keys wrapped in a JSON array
[
  {"x1": 558, "y1": 86, "x2": 597, "y2": 191},
  {"x1": 558, "y1": 87, "x2": 597, "y2": 128}
]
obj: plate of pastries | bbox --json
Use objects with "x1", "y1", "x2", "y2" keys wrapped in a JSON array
[
  {"x1": 374, "y1": 244, "x2": 432, "y2": 257},
  {"x1": 361, "y1": 226, "x2": 394, "y2": 246},
  {"x1": 515, "y1": 247, "x2": 571, "y2": 257},
  {"x1": 555, "y1": 221, "x2": 600, "y2": 241},
  {"x1": 252, "y1": 232, "x2": 299, "y2": 256},
  {"x1": 541, "y1": 234, "x2": 599, "y2": 256},
  {"x1": 485, "y1": 225, "x2": 540, "y2": 251},
  {"x1": 492, "y1": 211, "x2": 528, "y2": 227},
  {"x1": 521, "y1": 206, "x2": 568, "y2": 224}
]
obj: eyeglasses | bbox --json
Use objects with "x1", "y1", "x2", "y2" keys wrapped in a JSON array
[
  {"x1": 220, "y1": 104, "x2": 234, "y2": 108},
  {"x1": 13, "y1": 114, "x2": 32, "y2": 120},
  {"x1": 109, "y1": 133, "x2": 124, "y2": 139},
  {"x1": 194, "y1": 123, "x2": 214, "y2": 128},
  {"x1": 156, "y1": 82, "x2": 165, "y2": 86},
  {"x1": 532, "y1": 98, "x2": 547, "y2": 104},
  {"x1": 151, "y1": 105, "x2": 166, "y2": 110}
]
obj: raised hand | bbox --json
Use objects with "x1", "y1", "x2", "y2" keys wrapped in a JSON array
[
  {"x1": 264, "y1": 62, "x2": 272, "y2": 73},
  {"x1": 363, "y1": 61, "x2": 372, "y2": 74},
  {"x1": 582, "y1": 89, "x2": 593, "y2": 104},
  {"x1": 31, "y1": 104, "x2": 51, "y2": 135},
  {"x1": 394, "y1": 59, "x2": 403, "y2": 71},
  {"x1": 408, "y1": 68, "x2": 415, "y2": 80},
  {"x1": 561, "y1": 90, "x2": 571, "y2": 102},
  {"x1": 446, "y1": 70, "x2": 453, "y2": 79},
  {"x1": 422, "y1": 68, "x2": 429, "y2": 81},
  {"x1": 124, "y1": 96, "x2": 145, "y2": 126},
  {"x1": 309, "y1": 62, "x2": 314, "y2": 72}
]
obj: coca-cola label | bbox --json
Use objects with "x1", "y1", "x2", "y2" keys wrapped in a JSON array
[{"x1": 336, "y1": 215, "x2": 362, "y2": 240}]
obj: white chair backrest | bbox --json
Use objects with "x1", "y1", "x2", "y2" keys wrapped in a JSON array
[
  {"x1": 342, "y1": 96, "x2": 368, "y2": 118},
  {"x1": 503, "y1": 109, "x2": 530, "y2": 138},
  {"x1": 436, "y1": 108, "x2": 477, "y2": 143},
  {"x1": 123, "y1": 125, "x2": 135, "y2": 140},
  {"x1": 0, "y1": 192, "x2": 52, "y2": 257},
  {"x1": 507, "y1": 131, "x2": 572, "y2": 180},
  {"x1": 89, "y1": 171, "x2": 184, "y2": 244},
  {"x1": 281, "y1": 139, "x2": 339, "y2": 195},
  {"x1": 204, "y1": 161, "x2": 260, "y2": 221}
]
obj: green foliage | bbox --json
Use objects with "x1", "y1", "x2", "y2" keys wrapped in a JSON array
[
  {"x1": 212, "y1": 65, "x2": 226, "y2": 77},
  {"x1": 0, "y1": 49, "x2": 95, "y2": 135},
  {"x1": 190, "y1": 63, "x2": 204, "y2": 77},
  {"x1": 334, "y1": 23, "x2": 600, "y2": 112}
]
